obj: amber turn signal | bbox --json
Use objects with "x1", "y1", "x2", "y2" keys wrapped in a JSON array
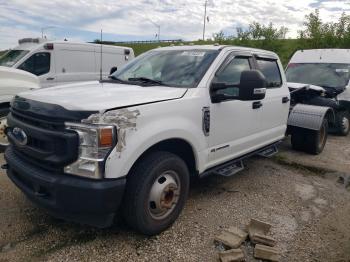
[{"x1": 99, "y1": 128, "x2": 114, "y2": 147}]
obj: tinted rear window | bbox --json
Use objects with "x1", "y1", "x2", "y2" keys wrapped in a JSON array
[{"x1": 257, "y1": 59, "x2": 282, "y2": 88}]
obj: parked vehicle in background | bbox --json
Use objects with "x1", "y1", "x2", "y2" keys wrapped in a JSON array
[
  {"x1": 0, "y1": 66, "x2": 40, "y2": 149},
  {"x1": 286, "y1": 49, "x2": 350, "y2": 135},
  {"x1": 3, "y1": 45, "x2": 333, "y2": 235},
  {"x1": 0, "y1": 38, "x2": 134, "y2": 87}
]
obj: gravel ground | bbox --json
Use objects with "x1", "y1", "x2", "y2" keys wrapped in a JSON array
[{"x1": 0, "y1": 135, "x2": 350, "y2": 262}]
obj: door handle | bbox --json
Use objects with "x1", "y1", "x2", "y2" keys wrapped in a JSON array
[
  {"x1": 282, "y1": 96, "x2": 290, "y2": 103},
  {"x1": 46, "y1": 77, "x2": 55, "y2": 81},
  {"x1": 252, "y1": 101, "x2": 263, "y2": 109}
]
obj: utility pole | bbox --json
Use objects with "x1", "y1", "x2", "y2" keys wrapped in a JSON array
[
  {"x1": 148, "y1": 19, "x2": 160, "y2": 42},
  {"x1": 202, "y1": 0, "x2": 208, "y2": 41},
  {"x1": 100, "y1": 29, "x2": 103, "y2": 81},
  {"x1": 41, "y1": 26, "x2": 55, "y2": 39}
]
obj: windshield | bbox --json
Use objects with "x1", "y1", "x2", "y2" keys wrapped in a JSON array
[
  {"x1": 286, "y1": 63, "x2": 350, "y2": 90},
  {"x1": 112, "y1": 49, "x2": 219, "y2": 88},
  {"x1": 0, "y1": 50, "x2": 29, "y2": 67}
]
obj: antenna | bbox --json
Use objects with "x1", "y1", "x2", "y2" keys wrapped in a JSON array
[{"x1": 100, "y1": 29, "x2": 103, "y2": 82}]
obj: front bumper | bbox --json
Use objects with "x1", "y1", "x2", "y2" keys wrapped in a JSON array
[{"x1": 5, "y1": 146, "x2": 126, "y2": 228}]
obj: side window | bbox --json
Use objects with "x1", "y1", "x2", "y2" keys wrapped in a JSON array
[
  {"x1": 214, "y1": 57, "x2": 251, "y2": 96},
  {"x1": 18, "y1": 52, "x2": 50, "y2": 76},
  {"x1": 256, "y1": 59, "x2": 282, "y2": 88}
]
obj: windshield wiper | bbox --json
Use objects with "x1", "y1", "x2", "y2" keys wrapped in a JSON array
[
  {"x1": 128, "y1": 77, "x2": 164, "y2": 86},
  {"x1": 108, "y1": 75, "x2": 126, "y2": 83}
]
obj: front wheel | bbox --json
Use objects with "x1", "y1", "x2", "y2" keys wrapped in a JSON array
[
  {"x1": 0, "y1": 107, "x2": 10, "y2": 153},
  {"x1": 122, "y1": 151, "x2": 190, "y2": 235}
]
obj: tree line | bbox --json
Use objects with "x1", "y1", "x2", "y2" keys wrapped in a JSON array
[{"x1": 211, "y1": 9, "x2": 350, "y2": 65}]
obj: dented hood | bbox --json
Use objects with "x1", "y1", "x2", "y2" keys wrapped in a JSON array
[{"x1": 18, "y1": 81, "x2": 188, "y2": 111}]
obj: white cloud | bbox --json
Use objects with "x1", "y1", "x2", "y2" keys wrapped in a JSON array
[{"x1": 0, "y1": 0, "x2": 349, "y2": 50}]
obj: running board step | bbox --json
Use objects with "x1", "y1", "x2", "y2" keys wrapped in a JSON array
[
  {"x1": 215, "y1": 160, "x2": 244, "y2": 177},
  {"x1": 257, "y1": 145, "x2": 278, "y2": 158}
]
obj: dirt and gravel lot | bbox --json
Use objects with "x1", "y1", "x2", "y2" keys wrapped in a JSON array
[{"x1": 0, "y1": 135, "x2": 350, "y2": 262}]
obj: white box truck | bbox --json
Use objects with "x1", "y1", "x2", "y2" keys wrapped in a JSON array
[{"x1": 0, "y1": 38, "x2": 134, "y2": 88}]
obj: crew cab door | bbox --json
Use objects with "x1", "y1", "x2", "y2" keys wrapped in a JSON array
[
  {"x1": 254, "y1": 55, "x2": 290, "y2": 140},
  {"x1": 208, "y1": 53, "x2": 263, "y2": 165}
]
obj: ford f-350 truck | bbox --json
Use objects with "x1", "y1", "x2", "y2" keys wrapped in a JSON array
[{"x1": 3, "y1": 45, "x2": 334, "y2": 235}]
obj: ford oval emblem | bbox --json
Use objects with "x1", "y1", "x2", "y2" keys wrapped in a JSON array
[{"x1": 12, "y1": 127, "x2": 28, "y2": 146}]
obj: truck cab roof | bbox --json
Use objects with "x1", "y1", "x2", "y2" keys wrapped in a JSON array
[
  {"x1": 12, "y1": 38, "x2": 132, "y2": 53},
  {"x1": 154, "y1": 45, "x2": 279, "y2": 59},
  {"x1": 290, "y1": 49, "x2": 350, "y2": 64}
]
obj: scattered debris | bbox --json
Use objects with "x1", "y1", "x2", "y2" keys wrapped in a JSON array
[
  {"x1": 248, "y1": 219, "x2": 276, "y2": 246},
  {"x1": 214, "y1": 227, "x2": 248, "y2": 249},
  {"x1": 218, "y1": 249, "x2": 245, "y2": 262},
  {"x1": 254, "y1": 244, "x2": 280, "y2": 261},
  {"x1": 336, "y1": 173, "x2": 350, "y2": 189},
  {"x1": 2, "y1": 243, "x2": 13, "y2": 252},
  {"x1": 215, "y1": 219, "x2": 280, "y2": 261}
]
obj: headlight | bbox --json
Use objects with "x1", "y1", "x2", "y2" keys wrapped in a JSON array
[{"x1": 64, "y1": 122, "x2": 116, "y2": 179}]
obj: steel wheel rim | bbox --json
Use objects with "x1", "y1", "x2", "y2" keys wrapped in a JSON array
[
  {"x1": 342, "y1": 116, "x2": 349, "y2": 132},
  {"x1": 148, "y1": 170, "x2": 181, "y2": 220},
  {"x1": 0, "y1": 117, "x2": 9, "y2": 146}
]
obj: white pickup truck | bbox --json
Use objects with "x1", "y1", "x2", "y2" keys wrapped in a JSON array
[
  {"x1": 0, "y1": 66, "x2": 40, "y2": 149},
  {"x1": 3, "y1": 45, "x2": 334, "y2": 235}
]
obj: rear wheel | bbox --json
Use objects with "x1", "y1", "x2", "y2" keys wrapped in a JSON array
[
  {"x1": 304, "y1": 119, "x2": 328, "y2": 155},
  {"x1": 335, "y1": 111, "x2": 350, "y2": 136},
  {"x1": 291, "y1": 119, "x2": 328, "y2": 155},
  {"x1": 122, "y1": 151, "x2": 190, "y2": 235}
]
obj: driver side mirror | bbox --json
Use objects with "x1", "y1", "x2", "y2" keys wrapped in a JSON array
[
  {"x1": 239, "y1": 70, "x2": 267, "y2": 101},
  {"x1": 210, "y1": 70, "x2": 267, "y2": 103},
  {"x1": 110, "y1": 66, "x2": 118, "y2": 75}
]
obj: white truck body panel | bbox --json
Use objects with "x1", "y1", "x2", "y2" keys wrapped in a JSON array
[
  {"x1": 289, "y1": 49, "x2": 350, "y2": 64},
  {"x1": 0, "y1": 66, "x2": 40, "y2": 104}
]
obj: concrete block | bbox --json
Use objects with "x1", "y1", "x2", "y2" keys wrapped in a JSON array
[
  {"x1": 214, "y1": 227, "x2": 248, "y2": 249},
  {"x1": 219, "y1": 249, "x2": 245, "y2": 262},
  {"x1": 250, "y1": 233, "x2": 276, "y2": 247},
  {"x1": 247, "y1": 218, "x2": 276, "y2": 246},
  {"x1": 254, "y1": 244, "x2": 280, "y2": 262},
  {"x1": 248, "y1": 218, "x2": 272, "y2": 235}
]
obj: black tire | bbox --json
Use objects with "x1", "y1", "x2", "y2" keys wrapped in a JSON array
[
  {"x1": 290, "y1": 128, "x2": 305, "y2": 152},
  {"x1": 305, "y1": 119, "x2": 328, "y2": 155},
  {"x1": 335, "y1": 111, "x2": 350, "y2": 136},
  {"x1": 291, "y1": 119, "x2": 328, "y2": 155},
  {"x1": 122, "y1": 151, "x2": 190, "y2": 235}
]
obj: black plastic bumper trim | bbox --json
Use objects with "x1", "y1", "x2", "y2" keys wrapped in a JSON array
[{"x1": 5, "y1": 146, "x2": 126, "y2": 228}]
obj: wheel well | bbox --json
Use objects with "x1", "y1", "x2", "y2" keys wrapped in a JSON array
[{"x1": 132, "y1": 139, "x2": 197, "y2": 176}]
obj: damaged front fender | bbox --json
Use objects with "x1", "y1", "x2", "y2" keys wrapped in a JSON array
[{"x1": 83, "y1": 108, "x2": 140, "y2": 152}]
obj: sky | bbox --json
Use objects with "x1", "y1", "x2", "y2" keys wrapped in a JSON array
[{"x1": 0, "y1": 0, "x2": 349, "y2": 50}]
